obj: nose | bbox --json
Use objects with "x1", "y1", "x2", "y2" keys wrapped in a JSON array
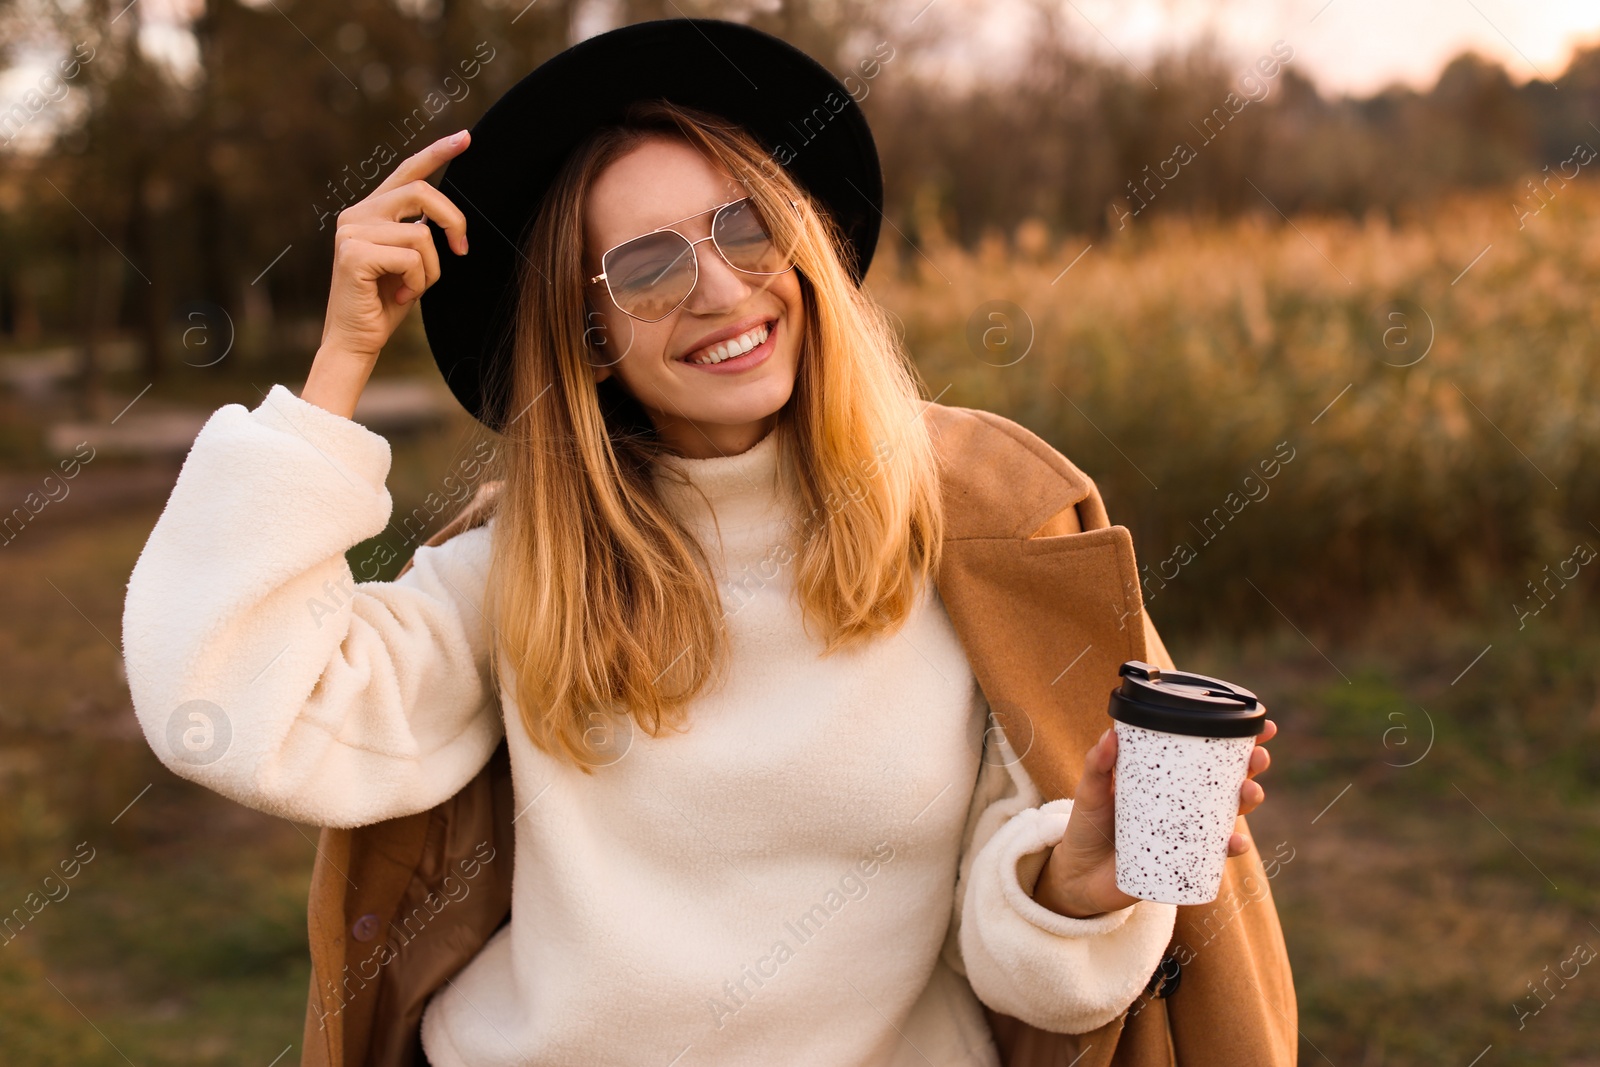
[{"x1": 683, "y1": 234, "x2": 755, "y2": 314}]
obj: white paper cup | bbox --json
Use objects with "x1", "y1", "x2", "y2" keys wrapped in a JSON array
[{"x1": 1107, "y1": 661, "x2": 1264, "y2": 906}]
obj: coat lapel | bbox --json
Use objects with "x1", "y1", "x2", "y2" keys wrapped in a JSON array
[{"x1": 926, "y1": 402, "x2": 1148, "y2": 805}]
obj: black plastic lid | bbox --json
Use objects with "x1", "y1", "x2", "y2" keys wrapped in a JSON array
[{"x1": 1107, "y1": 661, "x2": 1265, "y2": 738}]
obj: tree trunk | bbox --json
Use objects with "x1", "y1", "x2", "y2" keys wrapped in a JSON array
[
  {"x1": 128, "y1": 163, "x2": 168, "y2": 383},
  {"x1": 75, "y1": 227, "x2": 104, "y2": 420}
]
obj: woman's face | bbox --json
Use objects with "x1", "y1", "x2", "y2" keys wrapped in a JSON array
[{"x1": 582, "y1": 136, "x2": 805, "y2": 459}]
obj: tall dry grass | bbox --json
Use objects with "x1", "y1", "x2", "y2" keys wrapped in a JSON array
[{"x1": 872, "y1": 185, "x2": 1600, "y2": 640}]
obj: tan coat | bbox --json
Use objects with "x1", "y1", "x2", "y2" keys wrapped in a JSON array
[{"x1": 297, "y1": 402, "x2": 1298, "y2": 1066}]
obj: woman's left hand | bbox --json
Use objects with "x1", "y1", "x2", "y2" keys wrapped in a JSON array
[{"x1": 1032, "y1": 716, "x2": 1278, "y2": 919}]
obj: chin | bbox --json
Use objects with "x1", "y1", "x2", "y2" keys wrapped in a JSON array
[
  {"x1": 709, "y1": 350, "x2": 797, "y2": 403},
  {"x1": 697, "y1": 397, "x2": 791, "y2": 427},
  {"x1": 697, "y1": 381, "x2": 793, "y2": 425}
]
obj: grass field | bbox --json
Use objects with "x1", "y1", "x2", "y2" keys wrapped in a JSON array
[
  {"x1": 882, "y1": 186, "x2": 1600, "y2": 638},
  {"x1": 2, "y1": 186, "x2": 1597, "y2": 1063}
]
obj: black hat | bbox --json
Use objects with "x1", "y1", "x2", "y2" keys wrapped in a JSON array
[{"x1": 419, "y1": 17, "x2": 885, "y2": 433}]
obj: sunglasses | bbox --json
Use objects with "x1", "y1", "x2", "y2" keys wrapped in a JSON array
[{"x1": 587, "y1": 195, "x2": 799, "y2": 322}]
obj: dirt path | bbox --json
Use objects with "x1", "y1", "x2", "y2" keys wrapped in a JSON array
[{"x1": 0, "y1": 460, "x2": 181, "y2": 548}]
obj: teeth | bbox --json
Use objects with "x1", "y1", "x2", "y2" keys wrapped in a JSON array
[{"x1": 689, "y1": 323, "x2": 770, "y2": 365}]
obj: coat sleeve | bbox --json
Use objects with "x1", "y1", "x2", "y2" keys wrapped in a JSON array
[
  {"x1": 121, "y1": 383, "x2": 505, "y2": 829},
  {"x1": 941, "y1": 700, "x2": 1177, "y2": 1035}
]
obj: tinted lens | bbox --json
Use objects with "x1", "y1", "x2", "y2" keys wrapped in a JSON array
[
  {"x1": 604, "y1": 231, "x2": 696, "y2": 320},
  {"x1": 713, "y1": 198, "x2": 793, "y2": 275}
]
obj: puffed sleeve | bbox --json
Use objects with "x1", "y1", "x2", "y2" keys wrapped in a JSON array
[
  {"x1": 121, "y1": 383, "x2": 504, "y2": 829},
  {"x1": 940, "y1": 699, "x2": 1178, "y2": 1034}
]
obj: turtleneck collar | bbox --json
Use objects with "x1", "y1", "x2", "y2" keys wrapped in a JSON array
[{"x1": 651, "y1": 424, "x2": 794, "y2": 535}]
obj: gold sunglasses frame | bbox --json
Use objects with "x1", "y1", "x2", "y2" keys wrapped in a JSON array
[{"x1": 586, "y1": 195, "x2": 801, "y2": 323}]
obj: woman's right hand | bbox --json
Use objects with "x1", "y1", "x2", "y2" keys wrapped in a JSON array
[{"x1": 303, "y1": 130, "x2": 472, "y2": 418}]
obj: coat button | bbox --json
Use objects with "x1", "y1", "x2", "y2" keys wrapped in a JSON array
[
  {"x1": 1144, "y1": 952, "x2": 1182, "y2": 999},
  {"x1": 351, "y1": 913, "x2": 382, "y2": 942}
]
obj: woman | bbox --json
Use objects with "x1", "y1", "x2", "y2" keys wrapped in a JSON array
[{"x1": 122, "y1": 18, "x2": 1280, "y2": 1067}]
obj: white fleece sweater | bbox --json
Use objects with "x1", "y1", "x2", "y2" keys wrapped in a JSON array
[{"x1": 120, "y1": 384, "x2": 1177, "y2": 1067}]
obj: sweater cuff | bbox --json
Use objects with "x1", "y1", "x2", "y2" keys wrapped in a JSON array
[
  {"x1": 959, "y1": 797, "x2": 1178, "y2": 1034},
  {"x1": 1001, "y1": 799, "x2": 1140, "y2": 937},
  {"x1": 247, "y1": 382, "x2": 392, "y2": 492}
]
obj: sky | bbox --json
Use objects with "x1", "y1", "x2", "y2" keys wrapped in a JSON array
[
  {"x1": 6, "y1": 0, "x2": 1600, "y2": 121},
  {"x1": 984, "y1": 0, "x2": 1600, "y2": 95}
]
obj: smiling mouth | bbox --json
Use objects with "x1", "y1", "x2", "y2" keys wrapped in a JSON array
[{"x1": 680, "y1": 319, "x2": 775, "y2": 365}]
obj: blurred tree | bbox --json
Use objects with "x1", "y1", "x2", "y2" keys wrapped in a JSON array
[{"x1": 1, "y1": 0, "x2": 1598, "y2": 397}]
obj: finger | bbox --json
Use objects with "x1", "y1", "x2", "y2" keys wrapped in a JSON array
[
  {"x1": 352, "y1": 220, "x2": 444, "y2": 295},
  {"x1": 370, "y1": 129, "x2": 471, "y2": 202},
  {"x1": 1227, "y1": 832, "x2": 1252, "y2": 856},
  {"x1": 1075, "y1": 728, "x2": 1117, "y2": 812},
  {"x1": 342, "y1": 221, "x2": 443, "y2": 295},
  {"x1": 1238, "y1": 777, "x2": 1265, "y2": 814},
  {"x1": 1247, "y1": 744, "x2": 1271, "y2": 779},
  {"x1": 1255, "y1": 718, "x2": 1277, "y2": 743},
  {"x1": 364, "y1": 180, "x2": 470, "y2": 256},
  {"x1": 345, "y1": 241, "x2": 427, "y2": 306}
]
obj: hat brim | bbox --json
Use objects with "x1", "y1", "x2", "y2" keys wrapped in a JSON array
[{"x1": 418, "y1": 17, "x2": 884, "y2": 432}]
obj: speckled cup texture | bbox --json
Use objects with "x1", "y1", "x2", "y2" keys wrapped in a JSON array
[{"x1": 1113, "y1": 721, "x2": 1255, "y2": 905}]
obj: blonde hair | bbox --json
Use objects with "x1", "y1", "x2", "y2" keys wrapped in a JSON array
[{"x1": 481, "y1": 99, "x2": 945, "y2": 771}]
